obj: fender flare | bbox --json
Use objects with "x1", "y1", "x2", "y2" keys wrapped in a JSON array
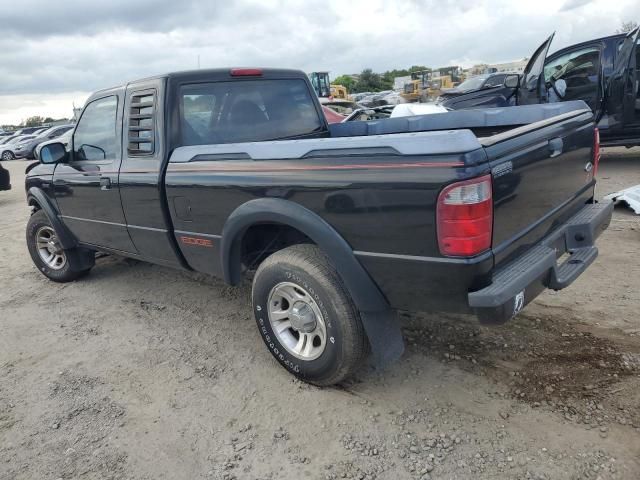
[
  {"x1": 220, "y1": 198, "x2": 404, "y2": 366},
  {"x1": 221, "y1": 198, "x2": 387, "y2": 312},
  {"x1": 27, "y1": 186, "x2": 77, "y2": 250}
]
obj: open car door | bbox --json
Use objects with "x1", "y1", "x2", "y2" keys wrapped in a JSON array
[
  {"x1": 518, "y1": 34, "x2": 555, "y2": 105},
  {"x1": 605, "y1": 27, "x2": 640, "y2": 130}
]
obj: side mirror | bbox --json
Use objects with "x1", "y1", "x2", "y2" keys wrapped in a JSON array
[
  {"x1": 40, "y1": 142, "x2": 67, "y2": 164},
  {"x1": 504, "y1": 75, "x2": 520, "y2": 88}
]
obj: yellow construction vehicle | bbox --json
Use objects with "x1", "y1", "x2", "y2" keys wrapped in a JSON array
[
  {"x1": 308, "y1": 72, "x2": 332, "y2": 101},
  {"x1": 426, "y1": 75, "x2": 455, "y2": 98},
  {"x1": 330, "y1": 84, "x2": 348, "y2": 100},
  {"x1": 400, "y1": 67, "x2": 464, "y2": 102},
  {"x1": 400, "y1": 70, "x2": 433, "y2": 102}
]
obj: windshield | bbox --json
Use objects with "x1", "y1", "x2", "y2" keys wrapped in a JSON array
[
  {"x1": 36, "y1": 127, "x2": 58, "y2": 138},
  {"x1": 456, "y1": 75, "x2": 489, "y2": 91}
]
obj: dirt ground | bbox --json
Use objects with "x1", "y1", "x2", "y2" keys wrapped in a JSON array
[{"x1": 1, "y1": 149, "x2": 639, "y2": 480}]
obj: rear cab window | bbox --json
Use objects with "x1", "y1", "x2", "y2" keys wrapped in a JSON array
[{"x1": 179, "y1": 79, "x2": 324, "y2": 146}]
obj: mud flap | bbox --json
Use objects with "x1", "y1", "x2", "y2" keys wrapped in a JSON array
[
  {"x1": 66, "y1": 248, "x2": 96, "y2": 272},
  {"x1": 360, "y1": 309, "x2": 405, "y2": 368}
]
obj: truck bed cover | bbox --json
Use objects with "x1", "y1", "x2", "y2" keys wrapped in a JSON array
[{"x1": 329, "y1": 101, "x2": 590, "y2": 137}]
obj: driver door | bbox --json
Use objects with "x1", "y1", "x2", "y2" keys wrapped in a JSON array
[
  {"x1": 53, "y1": 93, "x2": 137, "y2": 253},
  {"x1": 606, "y1": 27, "x2": 640, "y2": 131},
  {"x1": 518, "y1": 34, "x2": 555, "y2": 105}
]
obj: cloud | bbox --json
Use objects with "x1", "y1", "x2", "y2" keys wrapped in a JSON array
[
  {"x1": 0, "y1": 92, "x2": 89, "y2": 125},
  {"x1": 560, "y1": 0, "x2": 592, "y2": 12},
  {"x1": 1, "y1": 0, "x2": 639, "y2": 123}
]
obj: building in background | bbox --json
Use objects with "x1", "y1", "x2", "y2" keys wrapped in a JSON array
[
  {"x1": 72, "y1": 106, "x2": 83, "y2": 123},
  {"x1": 466, "y1": 58, "x2": 528, "y2": 76}
]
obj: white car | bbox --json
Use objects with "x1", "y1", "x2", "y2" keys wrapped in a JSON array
[
  {"x1": 0, "y1": 135, "x2": 36, "y2": 161},
  {"x1": 34, "y1": 129, "x2": 73, "y2": 160}
]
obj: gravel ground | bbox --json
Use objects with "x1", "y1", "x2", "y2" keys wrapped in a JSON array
[{"x1": 1, "y1": 149, "x2": 639, "y2": 480}]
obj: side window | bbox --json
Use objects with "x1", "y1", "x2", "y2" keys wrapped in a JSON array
[
  {"x1": 73, "y1": 96, "x2": 118, "y2": 161},
  {"x1": 484, "y1": 75, "x2": 505, "y2": 88},
  {"x1": 544, "y1": 47, "x2": 600, "y2": 87},
  {"x1": 179, "y1": 79, "x2": 324, "y2": 146},
  {"x1": 50, "y1": 127, "x2": 68, "y2": 138},
  {"x1": 524, "y1": 52, "x2": 546, "y2": 90},
  {"x1": 543, "y1": 46, "x2": 601, "y2": 107}
]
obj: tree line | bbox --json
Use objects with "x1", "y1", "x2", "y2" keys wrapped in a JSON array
[
  {"x1": 2, "y1": 115, "x2": 66, "y2": 130},
  {"x1": 333, "y1": 66, "x2": 429, "y2": 94}
]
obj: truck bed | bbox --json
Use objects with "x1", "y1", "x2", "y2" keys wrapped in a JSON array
[
  {"x1": 328, "y1": 101, "x2": 590, "y2": 139},
  {"x1": 164, "y1": 101, "x2": 598, "y2": 316}
]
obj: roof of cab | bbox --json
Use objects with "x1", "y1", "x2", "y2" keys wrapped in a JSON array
[
  {"x1": 88, "y1": 67, "x2": 308, "y2": 100},
  {"x1": 548, "y1": 32, "x2": 628, "y2": 57}
]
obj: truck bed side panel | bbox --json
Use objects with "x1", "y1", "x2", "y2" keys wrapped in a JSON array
[{"x1": 165, "y1": 151, "x2": 485, "y2": 276}]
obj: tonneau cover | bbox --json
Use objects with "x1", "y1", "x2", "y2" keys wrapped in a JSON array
[{"x1": 329, "y1": 101, "x2": 590, "y2": 137}]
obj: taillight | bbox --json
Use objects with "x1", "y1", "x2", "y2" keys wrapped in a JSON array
[
  {"x1": 230, "y1": 68, "x2": 263, "y2": 76},
  {"x1": 593, "y1": 128, "x2": 600, "y2": 177},
  {"x1": 437, "y1": 174, "x2": 493, "y2": 257}
]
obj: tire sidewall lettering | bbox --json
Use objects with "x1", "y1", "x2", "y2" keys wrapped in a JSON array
[{"x1": 257, "y1": 303, "x2": 301, "y2": 373}]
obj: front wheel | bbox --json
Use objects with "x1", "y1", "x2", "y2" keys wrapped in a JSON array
[
  {"x1": 1, "y1": 151, "x2": 14, "y2": 161},
  {"x1": 26, "y1": 210, "x2": 92, "y2": 282},
  {"x1": 252, "y1": 244, "x2": 368, "y2": 386}
]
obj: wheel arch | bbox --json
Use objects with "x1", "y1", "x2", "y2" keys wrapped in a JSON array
[
  {"x1": 221, "y1": 198, "x2": 405, "y2": 367},
  {"x1": 221, "y1": 198, "x2": 387, "y2": 312},
  {"x1": 26, "y1": 187, "x2": 77, "y2": 250}
]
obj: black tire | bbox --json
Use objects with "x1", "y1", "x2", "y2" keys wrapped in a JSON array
[
  {"x1": 252, "y1": 244, "x2": 368, "y2": 386},
  {"x1": 1, "y1": 151, "x2": 14, "y2": 161},
  {"x1": 26, "y1": 210, "x2": 91, "y2": 282}
]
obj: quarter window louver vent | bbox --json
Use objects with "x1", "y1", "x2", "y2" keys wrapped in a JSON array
[{"x1": 128, "y1": 91, "x2": 156, "y2": 155}]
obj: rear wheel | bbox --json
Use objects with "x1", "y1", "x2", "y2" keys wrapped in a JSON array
[
  {"x1": 26, "y1": 210, "x2": 92, "y2": 282},
  {"x1": 252, "y1": 244, "x2": 368, "y2": 385}
]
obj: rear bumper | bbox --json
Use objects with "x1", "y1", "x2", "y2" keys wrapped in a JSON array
[{"x1": 469, "y1": 202, "x2": 613, "y2": 323}]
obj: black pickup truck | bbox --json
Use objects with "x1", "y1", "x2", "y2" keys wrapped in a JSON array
[
  {"x1": 0, "y1": 163, "x2": 10, "y2": 191},
  {"x1": 441, "y1": 27, "x2": 640, "y2": 148},
  {"x1": 26, "y1": 67, "x2": 612, "y2": 385}
]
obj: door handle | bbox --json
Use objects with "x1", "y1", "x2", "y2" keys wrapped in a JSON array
[
  {"x1": 53, "y1": 179, "x2": 67, "y2": 186},
  {"x1": 548, "y1": 137, "x2": 564, "y2": 158},
  {"x1": 100, "y1": 177, "x2": 112, "y2": 190}
]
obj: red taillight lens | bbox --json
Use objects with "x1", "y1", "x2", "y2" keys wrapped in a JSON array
[
  {"x1": 437, "y1": 174, "x2": 493, "y2": 257},
  {"x1": 593, "y1": 127, "x2": 600, "y2": 177},
  {"x1": 230, "y1": 68, "x2": 263, "y2": 76}
]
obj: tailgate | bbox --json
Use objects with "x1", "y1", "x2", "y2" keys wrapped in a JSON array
[{"x1": 482, "y1": 106, "x2": 596, "y2": 265}]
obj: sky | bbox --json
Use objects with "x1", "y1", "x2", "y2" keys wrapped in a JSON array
[{"x1": 0, "y1": 0, "x2": 638, "y2": 125}]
